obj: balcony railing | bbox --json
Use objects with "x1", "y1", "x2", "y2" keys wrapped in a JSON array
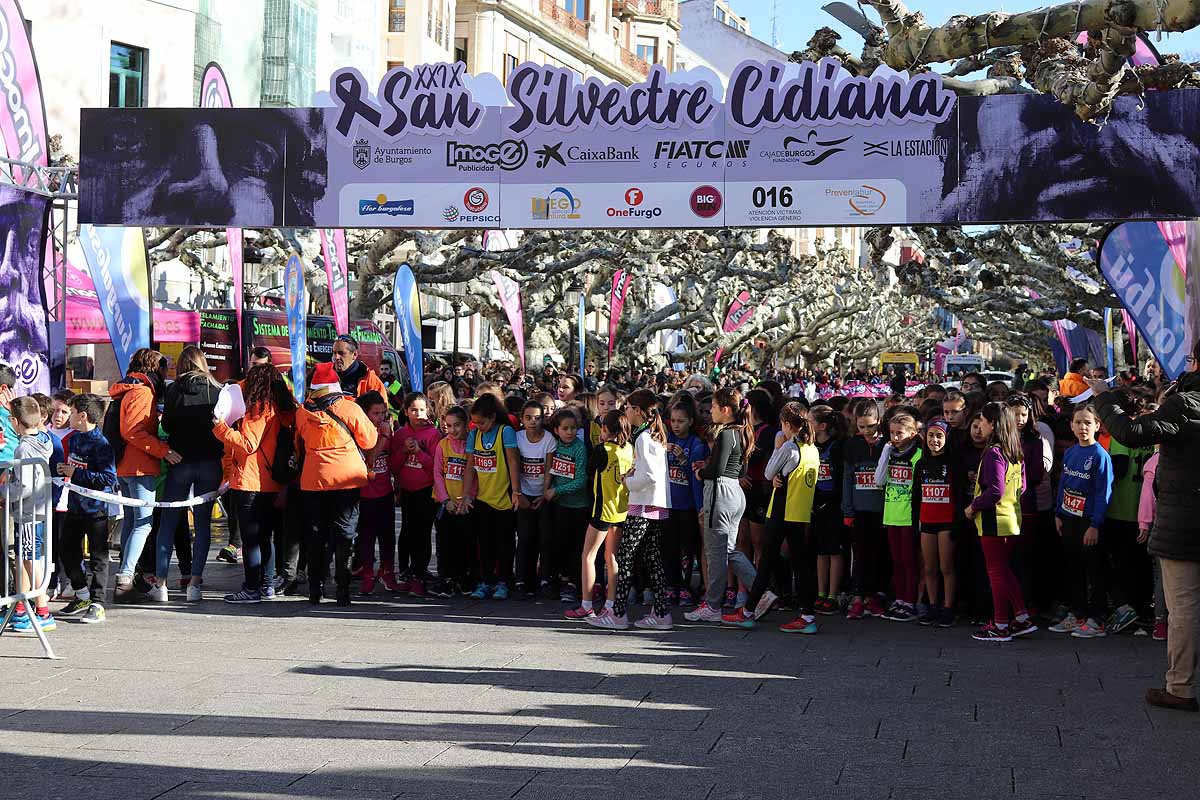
[
  {"x1": 619, "y1": 45, "x2": 650, "y2": 76},
  {"x1": 540, "y1": 0, "x2": 587, "y2": 39},
  {"x1": 613, "y1": 0, "x2": 678, "y2": 21}
]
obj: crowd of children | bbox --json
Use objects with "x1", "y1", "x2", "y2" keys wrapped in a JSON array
[{"x1": 2, "y1": 356, "x2": 1178, "y2": 653}]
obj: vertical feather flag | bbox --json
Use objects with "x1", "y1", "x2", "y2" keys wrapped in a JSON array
[{"x1": 393, "y1": 263, "x2": 424, "y2": 392}]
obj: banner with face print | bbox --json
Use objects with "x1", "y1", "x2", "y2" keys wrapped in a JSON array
[
  {"x1": 608, "y1": 270, "x2": 630, "y2": 360},
  {"x1": 284, "y1": 254, "x2": 307, "y2": 401},
  {"x1": 77, "y1": 224, "x2": 152, "y2": 377},
  {"x1": 319, "y1": 228, "x2": 349, "y2": 334},
  {"x1": 0, "y1": 185, "x2": 50, "y2": 392}
]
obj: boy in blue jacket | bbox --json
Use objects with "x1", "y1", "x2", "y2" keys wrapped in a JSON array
[
  {"x1": 56, "y1": 395, "x2": 118, "y2": 624},
  {"x1": 1052, "y1": 403, "x2": 1114, "y2": 639}
]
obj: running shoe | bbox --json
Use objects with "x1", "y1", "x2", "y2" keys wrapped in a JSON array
[
  {"x1": 80, "y1": 604, "x2": 106, "y2": 624},
  {"x1": 684, "y1": 603, "x2": 723, "y2": 623},
  {"x1": 1049, "y1": 613, "x2": 1080, "y2": 633},
  {"x1": 722, "y1": 608, "x2": 755, "y2": 629},
  {"x1": 260, "y1": 585, "x2": 277, "y2": 601},
  {"x1": 559, "y1": 583, "x2": 578, "y2": 603},
  {"x1": 634, "y1": 613, "x2": 674, "y2": 630},
  {"x1": 722, "y1": 588, "x2": 737, "y2": 609},
  {"x1": 587, "y1": 608, "x2": 629, "y2": 630},
  {"x1": 918, "y1": 605, "x2": 939, "y2": 626},
  {"x1": 470, "y1": 582, "x2": 491, "y2": 600},
  {"x1": 59, "y1": 598, "x2": 92, "y2": 617},
  {"x1": 972, "y1": 621, "x2": 1012, "y2": 642},
  {"x1": 216, "y1": 545, "x2": 240, "y2": 564},
  {"x1": 865, "y1": 596, "x2": 886, "y2": 618},
  {"x1": 779, "y1": 615, "x2": 818, "y2": 634},
  {"x1": 492, "y1": 582, "x2": 509, "y2": 601},
  {"x1": 429, "y1": 580, "x2": 454, "y2": 599},
  {"x1": 816, "y1": 598, "x2": 838, "y2": 616},
  {"x1": 665, "y1": 588, "x2": 679, "y2": 607},
  {"x1": 937, "y1": 607, "x2": 956, "y2": 628},
  {"x1": 1153, "y1": 621, "x2": 1168, "y2": 642},
  {"x1": 564, "y1": 605, "x2": 596, "y2": 620},
  {"x1": 753, "y1": 590, "x2": 778, "y2": 620},
  {"x1": 884, "y1": 602, "x2": 917, "y2": 622},
  {"x1": 1009, "y1": 617, "x2": 1038, "y2": 637},
  {"x1": 1109, "y1": 605, "x2": 1139, "y2": 634},
  {"x1": 224, "y1": 589, "x2": 262, "y2": 605},
  {"x1": 1071, "y1": 618, "x2": 1107, "y2": 639},
  {"x1": 678, "y1": 588, "x2": 695, "y2": 607},
  {"x1": 186, "y1": 583, "x2": 203, "y2": 602},
  {"x1": 845, "y1": 597, "x2": 865, "y2": 620},
  {"x1": 379, "y1": 572, "x2": 402, "y2": 593},
  {"x1": 10, "y1": 611, "x2": 56, "y2": 633}
]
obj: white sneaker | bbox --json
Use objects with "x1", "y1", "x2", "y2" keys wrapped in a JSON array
[
  {"x1": 754, "y1": 590, "x2": 779, "y2": 620},
  {"x1": 684, "y1": 603, "x2": 723, "y2": 623},
  {"x1": 1049, "y1": 613, "x2": 1080, "y2": 633},
  {"x1": 186, "y1": 583, "x2": 202, "y2": 602},
  {"x1": 634, "y1": 613, "x2": 674, "y2": 630},
  {"x1": 586, "y1": 608, "x2": 630, "y2": 630},
  {"x1": 148, "y1": 583, "x2": 169, "y2": 603}
]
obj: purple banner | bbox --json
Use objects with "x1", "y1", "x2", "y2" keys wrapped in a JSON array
[
  {"x1": 490, "y1": 270, "x2": 526, "y2": 371},
  {"x1": 0, "y1": 184, "x2": 49, "y2": 392},
  {"x1": 608, "y1": 270, "x2": 630, "y2": 359},
  {"x1": 0, "y1": 0, "x2": 48, "y2": 176},
  {"x1": 319, "y1": 228, "x2": 349, "y2": 334}
]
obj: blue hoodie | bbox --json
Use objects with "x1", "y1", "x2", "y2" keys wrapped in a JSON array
[
  {"x1": 62, "y1": 427, "x2": 118, "y2": 516},
  {"x1": 1057, "y1": 442, "x2": 1114, "y2": 528},
  {"x1": 667, "y1": 431, "x2": 708, "y2": 511},
  {"x1": 0, "y1": 406, "x2": 16, "y2": 463}
]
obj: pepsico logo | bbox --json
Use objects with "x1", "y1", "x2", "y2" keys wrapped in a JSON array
[
  {"x1": 690, "y1": 185, "x2": 722, "y2": 218},
  {"x1": 464, "y1": 187, "x2": 489, "y2": 213}
]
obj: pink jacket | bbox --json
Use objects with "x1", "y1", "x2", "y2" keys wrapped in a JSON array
[
  {"x1": 389, "y1": 422, "x2": 442, "y2": 493},
  {"x1": 1138, "y1": 452, "x2": 1159, "y2": 531}
]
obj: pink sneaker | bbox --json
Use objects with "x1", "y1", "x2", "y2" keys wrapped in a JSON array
[
  {"x1": 564, "y1": 606, "x2": 596, "y2": 620},
  {"x1": 865, "y1": 597, "x2": 886, "y2": 618},
  {"x1": 409, "y1": 578, "x2": 426, "y2": 598},
  {"x1": 1153, "y1": 621, "x2": 1167, "y2": 641},
  {"x1": 846, "y1": 597, "x2": 865, "y2": 620},
  {"x1": 379, "y1": 572, "x2": 401, "y2": 592}
]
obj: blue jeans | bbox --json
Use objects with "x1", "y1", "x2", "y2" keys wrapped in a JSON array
[
  {"x1": 155, "y1": 460, "x2": 222, "y2": 580},
  {"x1": 117, "y1": 475, "x2": 158, "y2": 578}
]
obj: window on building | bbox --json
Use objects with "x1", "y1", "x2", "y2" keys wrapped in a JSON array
[
  {"x1": 666, "y1": 42, "x2": 674, "y2": 71},
  {"x1": 389, "y1": 0, "x2": 406, "y2": 32},
  {"x1": 387, "y1": 60, "x2": 405, "y2": 72},
  {"x1": 715, "y1": 7, "x2": 725, "y2": 22},
  {"x1": 636, "y1": 35, "x2": 657, "y2": 64},
  {"x1": 455, "y1": 37, "x2": 468, "y2": 65},
  {"x1": 503, "y1": 32, "x2": 527, "y2": 81},
  {"x1": 563, "y1": 0, "x2": 587, "y2": 22},
  {"x1": 613, "y1": 25, "x2": 620, "y2": 41},
  {"x1": 109, "y1": 42, "x2": 147, "y2": 108}
]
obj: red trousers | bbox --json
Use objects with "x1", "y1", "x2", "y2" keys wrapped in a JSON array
[
  {"x1": 980, "y1": 536, "x2": 1027, "y2": 625},
  {"x1": 887, "y1": 525, "x2": 918, "y2": 605}
]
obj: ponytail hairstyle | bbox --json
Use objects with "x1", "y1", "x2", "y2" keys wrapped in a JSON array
[
  {"x1": 809, "y1": 405, "x2": 847, "y2": 441},
  {"x1": 600, "y1": 409, "x2": 631, "y2": 447},
  {"x1": 626, "y1": 388, "x2": 667, "y2": 444},
  {"x1": 745, "y1": 388, "x2": 778, "y2": 428},
  {"x1": 779, "y1": 401, "x2": 813, "y2": 445},
  {"x1": 982, "y1": 401, "x2": 1024, "y2": 464},
  {"x1": 711, "y1": 386, "x2": 755, "y2": 459}
]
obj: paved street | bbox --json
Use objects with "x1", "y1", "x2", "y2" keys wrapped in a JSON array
[{"x1": 2, "y1": 558, "x2": 1196, "y2": 800}]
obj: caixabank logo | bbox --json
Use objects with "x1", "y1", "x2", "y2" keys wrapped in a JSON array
[
  {"x1": 359, "y1": 194, "x2": 414, "y2": 216},
  {"x1": 607, "y1": 187, "x2": 662, "y2": 220}
]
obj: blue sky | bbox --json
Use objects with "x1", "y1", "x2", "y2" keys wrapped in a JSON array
[{"x1": 726, "y1": 0, "x2": 1200, "y2": 61}]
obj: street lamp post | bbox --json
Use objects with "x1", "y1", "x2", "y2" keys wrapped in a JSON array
[{"x1": 451, "y1": 300, "x2": 462, "y2": 360}]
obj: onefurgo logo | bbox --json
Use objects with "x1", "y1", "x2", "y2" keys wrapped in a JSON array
[{"x1": 624, "y1": 187, "x2": 644, "y2": 206}]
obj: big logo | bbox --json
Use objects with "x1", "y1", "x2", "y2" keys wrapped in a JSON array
[
  {"x1": 690, "y1": 185, "x2": 722, "y2": 218},
  {"x1": 445, "y1": 139, "x2": 528, "y2": 171}
]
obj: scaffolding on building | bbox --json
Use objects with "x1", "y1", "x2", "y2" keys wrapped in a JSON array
[{"x1": 261, "y1": 0, "x2": 318, "y2": 107}]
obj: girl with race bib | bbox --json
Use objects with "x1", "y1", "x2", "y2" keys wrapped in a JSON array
[
  {"x1": 911, "y1": 418, "x2": 958, "y2": 627},
  {"x1": 843, "y1": 399, "x2": 888, "y2": 620},
  {"x1": 875, "y1": 409, "x2": 922, "y2": 623},
  {"x1": 809, "y1": 406, "x2": 848, "y2": 615},
  {"x1": 462, "y1": 393, "x2": 521, "y2": 601},
  {"x1": 390, "y1": 392, "x2": 443, "y2": 597},
  {"x1": 664, "y1": 401, "x2": 708, "y2": 607},
  {"x1": 431, "y1": 406, "x2": 473, "y2": 597},
  {"x1": 544, "y1": 409, "x2": 591, "y2": 603},
  {"x1": 516, "y1": 400, "x2": 557, "y2": 599}
]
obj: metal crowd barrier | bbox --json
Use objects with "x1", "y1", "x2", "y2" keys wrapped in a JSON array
[{"x1": 0, "y1": 457, "x2": 57, "y2": 659}]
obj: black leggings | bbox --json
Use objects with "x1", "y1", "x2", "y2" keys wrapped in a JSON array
[
  {"x1": 613, "y1": 515, "x2": 667, "y2": 618},
  {"x1": 747, "y1": 518, "x2": 812, "y2": 614},
  {"x1": 516, "y1": 500, "x2": 553, "y2": 592},
  {"x1": 661, "y1": 508, "x2": 701, "y2": 590},
  {"x1": 550, "y1": 502, "x2": 588, "y2": 583},
  {"x1": 62, "y1": 512, "x2": 110, "y2": 597},
  {"x1": 473, "y1": 502, "x2": 515, "y2": 585},
  {"x1": 1061, "y1": 516, "x2": 1107, "y2": 621},
  {"x1": 434, "y1": 507, "x2": 472, "y2": 585},
  {"x1": 398, "y1": 491, "x2": 437, "y2": 578}
]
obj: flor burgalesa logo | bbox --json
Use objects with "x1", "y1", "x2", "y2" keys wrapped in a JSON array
[
  {"x1": 531, "y1": 187, "x2": 582, "y2": 220},
  {"x1": 359, "y1": 194, "x2": 415, "y2": 216}
]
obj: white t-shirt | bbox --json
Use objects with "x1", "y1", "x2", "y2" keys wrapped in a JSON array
[{"x1": 516, "y1": 430, "x2": 558, "y2": 497}]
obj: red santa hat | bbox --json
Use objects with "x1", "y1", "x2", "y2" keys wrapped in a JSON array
[{"x1": 310, "y1": 362, "x2": 341, "y2": 396}]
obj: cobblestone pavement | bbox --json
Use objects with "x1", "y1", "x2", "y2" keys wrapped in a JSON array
[{"x1": 2, "y1": 556, "x2": 1196, "y2": 800}]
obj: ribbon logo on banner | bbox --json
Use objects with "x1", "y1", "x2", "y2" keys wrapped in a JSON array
[
  {"x1": 319, "y1": 229, "x2": 350, "y2": 334},
  {"x1": 1099, "y1": 222, "x2": 1190, "y2": 379},
  {"x1": 199, "y1": 62, "x2": 233, "y2": 109},
  {"x1": 714, "y1": 290, "x2": 756, "y2": 363},
  {"x1": 608, "y1": 270, "x2": 630, "y2": 359},
  {"x1": 577, "y1": 292, "x2": 587, "y2": 376},
  {"x1": 77, "y1": 225, "x2": 151, "y2": 376},
  {"x1": 490, "y1": 270, "x2": 526, "y2": 371},
  {"x1": 393, "y1": 263, "x2": 424, "y2": 392},
  {"x1": 283, "y1": 254, "x2": 307, "y2": 401}
]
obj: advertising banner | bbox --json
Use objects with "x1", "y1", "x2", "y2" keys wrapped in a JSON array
[
  {"x1": 198, "y1": 309, "x2": 240, "y2": 382},
  {"x1": 608, "y1": 270, "x2": 630, "y2": 359},
  {"x1": 490, "y1": 270, "x2": 526, "y2": 371},
  {"x1": 283, "y1": 253, "x2": 307, "y2": 401},
  {"x1": 0, "y1": 185, "x2": 50, "y2": 392},
  {"x1": 319, "y1": 228, "x2": 350, "y2": 334},
  {"x1": 199, "y1": 62, "x2": 233, "y2": 108},
  {"x1": 240, "y1": 311, "x2": 396, "y2": 380},
  {"x1": 77, "y1": 224, "x2": 151, "y2": 376},
  {"x1": 714, "y1": 289, "x2": 755, "y2": 363},
  {"x1": 393, "y1": 263, "x2": 424, "y2": 392},
  {"x1": 1104, "y1": 307, "x2": 1116, "y2": 376},
  {"x1": 77, "y1": 60, "x2": 1200, "y2": 229},
  {"x1": 226, "y1": 227, "x2": 243, "y2": 346},
  {"x1": 1099, "y1": 222, "x2": 1190, "y2": 379},
  {"x1": 0, "y1": 0, "x2": 48, "y2": 179},
  {"x1": 64, "y1": 252, "x2": 197, "y2": 344}
]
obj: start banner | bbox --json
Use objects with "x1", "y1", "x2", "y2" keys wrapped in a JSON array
[{"x1": 78, "y1": 59, "x2": 1200, "y2": 229}]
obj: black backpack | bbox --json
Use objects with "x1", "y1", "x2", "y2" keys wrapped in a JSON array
[
  {"x1": 270, "y1": 419, "x2": 301, "y2": 485},
  {"x1": 101, "y1": 377, "x2": 142, "y2": 465}
]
